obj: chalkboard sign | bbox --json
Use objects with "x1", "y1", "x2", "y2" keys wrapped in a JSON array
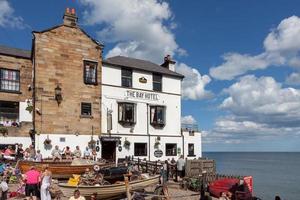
[{"x1": 154, "y1": 149, "x2": 163, "y2": 158}]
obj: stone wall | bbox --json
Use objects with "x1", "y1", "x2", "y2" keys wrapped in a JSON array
[
  {"x1": 0, "y1": 55, "x2": 33, "y2": 137},
  {"x1": 33, "y1": 25, "x2": 102, "y2": 136}
]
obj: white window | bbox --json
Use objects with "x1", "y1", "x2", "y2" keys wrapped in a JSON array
[
  {"x1": 0, "y1": 68, "x2": 20, "y2": 92},
  {"x1": 118, "y1": 103, "x2": 135, "y2": 125},
  {"x1": 150, "y1": 106, "x2": 165, "y2": 127}
]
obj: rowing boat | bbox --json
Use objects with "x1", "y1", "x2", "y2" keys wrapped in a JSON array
[
  {"x1": 58, "y1": 175, "x2": 160, "y2": 199},
  {"x1": 18, "y1": 160, "x2": 114, "y2": 179}
]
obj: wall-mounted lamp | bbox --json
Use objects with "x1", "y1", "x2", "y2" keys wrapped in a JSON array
[
  {"x1": 55, "y1": 85, "x2": 62, "y2": 105},
  {"x1": 75, "y1": 131, "x2": 79, "y2": 136}
]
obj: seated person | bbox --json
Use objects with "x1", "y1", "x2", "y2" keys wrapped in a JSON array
[{"x1": 51, "y1": 145, "x2": 62, "y2": 161}]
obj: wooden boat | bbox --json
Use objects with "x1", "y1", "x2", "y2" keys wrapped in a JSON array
[
  {"x1": 59, "y1": 175, "x2": 160, "y2": 199},
  {"x1": 18, "y1": 160, "x2": 114, "y2": 179}
]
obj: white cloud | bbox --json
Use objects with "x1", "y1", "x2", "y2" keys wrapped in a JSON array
[
  {"x1": 81, "y1": 0, "x2": 179, "y2": 63},
  {"x1": 204, "y1": 75, "x2": 300, "y2": 144},
  {"x1": 176, "y1": 63, "x2": 213, "y2": 100},
  {"x1": 81, "y1": 0, "x2": 212, "y2": 100},
  {"x1": 181, "y1": 115, "x2": 197, "y2": 124},
  {"x1": 0, "y1": 0, "x2": 24, "y2": 28},
  {"x1": 286, "y1": 72, "x2": 300, "y2": 85},
  {"x1": 210, "y1": 16, "x2": 300, "y2": 80}
]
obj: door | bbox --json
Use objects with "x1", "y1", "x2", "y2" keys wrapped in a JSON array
[{"x1": 101, "y1": 141, "x2": 116, "y2": 162}]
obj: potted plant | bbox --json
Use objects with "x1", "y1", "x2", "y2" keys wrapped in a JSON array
[
  {"x1": 88, "y1": 138, "x2": 96, "y2": 149},
  {"x1": 25, "y1": 99, "x2": 33, "y2": 113},
  {"x1": 154, "y1": 140, "x2": 160, "y2": 149},
  {"x1": 0, "y1": 127, "x2": 8, "y2": 136},
  {"x1": 123, "y1": 138, "x2": 131, "y2": 150},
  {"x1": 43, "y1": 136, "x2": 52, "y2": 150}
]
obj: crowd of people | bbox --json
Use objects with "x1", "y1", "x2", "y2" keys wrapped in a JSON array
[{"x1": 0, "y1": 144, "x2": 98, "y2": 162}]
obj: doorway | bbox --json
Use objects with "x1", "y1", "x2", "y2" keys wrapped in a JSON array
[{"x1": 101, "y1": 141, "x2": 116, "y2": 162}]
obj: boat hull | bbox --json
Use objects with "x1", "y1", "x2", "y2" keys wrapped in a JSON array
[
  {"x1": 18, "y1": 160, "x2": 109, "y2": 179},
  {"x1": 59, "y1": 175, "x2": 160, "y2": 199}
]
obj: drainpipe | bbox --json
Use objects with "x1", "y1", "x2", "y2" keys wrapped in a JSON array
[
  {"x1": 181, "y1": 128, "x2": 185, "y2": 158},
  {"x1": 147, "y1": 103, "x2": 150, "y2": 161}
]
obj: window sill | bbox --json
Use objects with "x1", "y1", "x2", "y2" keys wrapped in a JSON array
[
  {"x1": 0, "y1": 90, "x2": 22, "y2": 94},
  {"x1": 80, "y1": 115, "x2": 93, "y2": 119},
  {"x1": 187, "y1": 154, "x2": 196, "y2": 157},
  {"x1": 151, "y1": 123, "x2": 165, "y2": 129},
  {"x1": 119, "y1": 121, "x2": 135, "y2": 126}
]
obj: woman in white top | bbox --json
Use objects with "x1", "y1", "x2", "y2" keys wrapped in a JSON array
[{"x1": 40, "y1": 166, "x2": 52, "y2": 200}]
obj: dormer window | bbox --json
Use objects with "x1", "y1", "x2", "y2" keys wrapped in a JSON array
[
  {"x1": 121, "y1": 69, "x2": 132, "y2": 87},
  {"x1": 83, "y1": 60, "x2": 97, "y2": 85},
  {"x1": 153, "y1": 73, "x2": 162, "y2": 92},
  {"x1": 150, "y1": 106, "x2": 165, "y2": 128}
]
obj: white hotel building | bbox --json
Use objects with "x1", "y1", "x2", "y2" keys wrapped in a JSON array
[{"x1": 100, "y1": 55, "x2": 202, "y2": 161}]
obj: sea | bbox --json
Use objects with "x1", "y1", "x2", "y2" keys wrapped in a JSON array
[{"x1": 203, "y1": 152, "x2": 300, "y2": 200}]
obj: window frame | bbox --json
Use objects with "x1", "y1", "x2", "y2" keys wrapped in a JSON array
[
  {"x1": 134, "y1": 143, "x2": 147, "y2": 156},
  {"x1": 188, "y1": 143, "x2": 195, "y2": 156},
  {"x1": 118, "y1": 102, "x2": 136, "y2": 125},
  {"x1": 0, "y1": 68, "x2": 20, "y2": 93},
  {"x1": 81, "y1": 102, "x2": 92, "y2": 116},
  {"x1": 150, "y1": 105, "x2": 166, "y2": 128},
  {"x1": 165, "y1": 143, "x2": 177, "y2": 156},
  {"x1": 83, "y1": 60, "x2": 98, "y2": 85},
  {"x1": 121, "y1": 68, "x2": 132, "y2": 88},
  {"x1": 0, "y1": 101, "x2": 19, "y2": 127},
  {"x1": 152, "y1": 73, "x2": 162, "y2": 92}
]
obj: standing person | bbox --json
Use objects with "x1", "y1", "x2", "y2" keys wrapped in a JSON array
[
  {"x1": 35, "y1": 150, "x2": 43, "y2": 162},
  {"x1": 90, "y1": 193, "x2": 97, "y2": 200},
  {"x1": 51, "y1": 146, "x2": 62, "y2": 161},
  {"x1": 64, "y1": 146, "x2": 72, "y2": 160},
  {"x1": 0, "y1": 176, "x2": 8, "y2": 200},
  {"x1": 176, "y1": 155, "x2": 185, "y2": 181},
  {"x1": 73, "y1": 146, "x2": 82, "y2": 158},
  {"x1": 160, "y1": 160, "x2": 168, "y2": 184},
  {"x1": 69, "y1": 189, "x2": 85, "y2": 200},
  {"x1": 40, "y1": 166, "x2": 52, "y2": 200},
  {"x1": 16, "y1": 144, "x2": 24, "y2": 160},
  {"x1": 24, "y1": 148, "x2": 30, "y2": 160},
  {"x1": 24, "y1": 166, "x2": 40, "y2": 200},
  {"x1": 91, "y1": 148, "x2": 97, "y2": 161},
  {"x1": 83, "y1": 147, "x2": 90, "y2": 159},
  {"x1": 29, "y1": 145, "x2": 36, "y2": 161}
]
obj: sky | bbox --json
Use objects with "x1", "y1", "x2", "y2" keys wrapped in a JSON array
[{"x1": 1, "y1": 0, "x2": 300, "y2": 152}]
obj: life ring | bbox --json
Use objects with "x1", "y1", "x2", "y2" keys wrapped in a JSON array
[{"x1": 93, "y1": 164, "x2": 100, "y2": 172}]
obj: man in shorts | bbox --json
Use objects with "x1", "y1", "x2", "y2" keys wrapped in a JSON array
[{"x1": 24, "y1": 166, "x2": 40, "y2": 200}]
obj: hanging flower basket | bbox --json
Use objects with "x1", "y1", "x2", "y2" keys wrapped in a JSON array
[
  {"x1": 43, "y1": 137, "x2": 52, "y2": 150},
  {"x1": 0, "y1": 127, "x2": 8, "y2": 136},
  {"x1": 25, "y1": 105, "x2": 33, "y2": 113},
  {"x1": 154, "y1": 141, "x2": 160, "y2": 149},
  {"x1": 88, "y1": 139, "x2": 96, "y2": 149},
  {"x1": 123, "y1": 138, "x2": 131, "y2": 150}
]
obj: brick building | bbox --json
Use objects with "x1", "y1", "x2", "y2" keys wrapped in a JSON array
[{"x1": 0, "y1": 9, "x2": 103, "y2": 157}]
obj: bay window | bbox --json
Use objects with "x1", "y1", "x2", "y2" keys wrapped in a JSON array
[
  {"x1": 150, "y1": 106, "x2": 165, "y2": 127},
  {"x1": 118, "y1": 103, "x2": 135, "y2": 125}
]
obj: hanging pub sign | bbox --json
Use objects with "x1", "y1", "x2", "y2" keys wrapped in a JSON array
[
  {"x1": 125, "y1": 90, "x2": 159, "y2": 101},
  {"x1": 154, "y1": 149, "x2": 163, "y2": 158}
]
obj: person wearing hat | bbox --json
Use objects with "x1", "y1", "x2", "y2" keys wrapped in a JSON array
[{"x1": 24, "y1": 166, "x2": 40, "y2": 200}]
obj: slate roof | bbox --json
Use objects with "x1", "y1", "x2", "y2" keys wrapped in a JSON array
[
  {"x1": 103, "y1": 56, "x2": 184, "y2": 78},
  {"x1": 0, "y1": 45, "x2": 31, "y2": 59}
]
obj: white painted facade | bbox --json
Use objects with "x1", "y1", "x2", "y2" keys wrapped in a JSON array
[{"x1": 101, "y1": 62, "x2": 202, "y2": 161}]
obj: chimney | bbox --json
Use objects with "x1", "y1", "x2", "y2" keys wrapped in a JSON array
[
  {"x1": 161, "y1": 55, "x2": 176, "y2": 71},
  {"x1": 63, "y1": 8, "x2": 78, "y2": 27}
]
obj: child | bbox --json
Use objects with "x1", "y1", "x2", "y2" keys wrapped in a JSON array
[{"x1": 35, "y1": 150, "x2": 42, "y2": 162}]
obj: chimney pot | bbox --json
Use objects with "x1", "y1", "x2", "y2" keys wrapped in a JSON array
[
  {"x1": 66, "y1": 8, "x2": 70, "y2": 13},
  {"x1": 63, "y1": 7, "x2": 78, "y2": 27},
  {"x1": 71, "y1": 8, "x2": 75, "y2": 15}
]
